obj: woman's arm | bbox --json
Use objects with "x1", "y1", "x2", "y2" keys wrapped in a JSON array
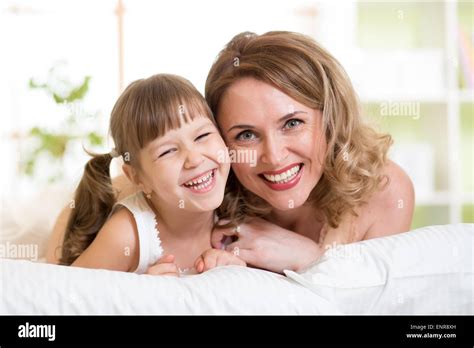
[
  {"x1": 212, "y1": 218, "x2": 323, "y2": 274},
  {"x1": 210, "y1": 163, "x2": 414, "y2": 274}
]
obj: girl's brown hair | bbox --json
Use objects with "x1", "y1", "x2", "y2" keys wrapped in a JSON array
[
  {"x1": 205, "y1": 31, "x2": 392, "y2": 229},
  {"x1": 60, "y1": 74, "x2": 214, "y2": 265}
]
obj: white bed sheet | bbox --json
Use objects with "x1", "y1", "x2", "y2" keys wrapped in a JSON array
[
  {"x1": 1, "y1": 223, "x2": 472, "y2": 314},
  {"x1": 0, "y1": 260, "x2": 337, "y2": 314}
]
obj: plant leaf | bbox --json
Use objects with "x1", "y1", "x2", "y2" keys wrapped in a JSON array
[
  {"x1": 64, "y1": 76, "x2": 91, "y2": 103},
  {"x1": 87, "y1": 132, "x2": 103, "y2": 146}
]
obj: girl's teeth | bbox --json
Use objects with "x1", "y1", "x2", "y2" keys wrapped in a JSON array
[
  {"x1": 184, "y1": 170, "x2": 215, "y2": 189},
  {"x1": 263, "y1": 165, "x2": 301, "y2": 183}
]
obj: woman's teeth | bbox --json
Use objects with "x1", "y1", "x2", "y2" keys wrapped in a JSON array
[
  {"x1": 183, "y1": 170, "x2": 214, "y2": 190},
  {"x1": 262, "y1": 164, "x2": 301, "y2": 184}
]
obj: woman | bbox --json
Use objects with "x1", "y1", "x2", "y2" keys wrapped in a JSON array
[
  {"x1": 47, "y1": 31, "x2": 414, "y2": 274},
  {"x1": 205, "y1": 31, "x2": 414, "y2": 273}
]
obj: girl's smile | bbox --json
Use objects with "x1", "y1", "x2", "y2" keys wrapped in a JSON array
[
  {"x1": 181, "y1": 168, "x2": 218, "y2": 194},
  {"x1": 136, "y1": 115, "x2": 230, "y2": 213}
]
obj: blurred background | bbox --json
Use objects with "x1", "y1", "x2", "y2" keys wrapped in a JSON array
[{"x1": 0, "y1": 0, "x2": 473, "y2": 229}]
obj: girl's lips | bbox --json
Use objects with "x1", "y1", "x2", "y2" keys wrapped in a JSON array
[
  {"x1": 181, "y1": 168, "x2": 216, "y2": 186},
  {"x1": 182, "y1": 169, "x2": 217, "y2": 194},
  {"x1": 259, "y1": 164, "x2": 304, "y2": 191}
]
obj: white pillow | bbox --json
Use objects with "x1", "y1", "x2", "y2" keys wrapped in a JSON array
[
  {"x1": 1, "y1": 224, "x2": 472, "y2": 314},
  {"x1": 285, "y1": 223, "x2": 473, "y2": 314},
  {"x1": 0, "y1": 260, "x2": 339, "y2": 314}
]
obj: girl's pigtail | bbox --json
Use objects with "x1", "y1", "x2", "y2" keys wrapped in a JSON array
[{"x1": 60, "y1": 152, "x2": 116, "y2": 265}]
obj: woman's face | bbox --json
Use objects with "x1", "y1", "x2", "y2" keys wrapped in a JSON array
[
  {"x1": 217, "y1": 77, "x2": 326, "y2": 211},
  {"x1": 135, "y1": 115, "x2": 230, "y2": 213}
]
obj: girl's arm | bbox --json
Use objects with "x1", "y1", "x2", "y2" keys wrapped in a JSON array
[
  {"x1": 46, "y1": 175, "x2": 138, "y2": 264},
  {"x1": 71, "y1": 208, "x2": 139, "y2": 272},
  {"x1": 194, "y1": 248, "x2": 246, "y2": 273},
  {"x1": 71, "y1": 207, "x2": 179, "y2": 276}
]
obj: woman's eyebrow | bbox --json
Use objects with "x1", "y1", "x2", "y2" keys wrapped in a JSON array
[
  {"x1": 278, "y1": 111, "x2": 307, "y2": 123},
  {"x1": 227, "y1": 124, "x2": 256, "y2": 132},
  {"x1": 227, "y1": 111, "x2": 307, "y2": 132}
]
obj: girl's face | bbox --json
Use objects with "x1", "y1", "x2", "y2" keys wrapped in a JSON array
[
  {"x1": 217, "y1": 77, "x2": 327, "y2": 211},
  {"x1": 134, "y1": 115, "x2": 230, "y2": 213}
]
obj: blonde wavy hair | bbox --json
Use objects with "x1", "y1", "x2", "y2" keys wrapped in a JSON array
[{"x1": 205, "y1": 31, "x2": 393, "y2": 229}]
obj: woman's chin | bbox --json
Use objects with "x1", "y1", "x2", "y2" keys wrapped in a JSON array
[{"x1": 264, "y1": 196, "x2": 305, "y2": 211}]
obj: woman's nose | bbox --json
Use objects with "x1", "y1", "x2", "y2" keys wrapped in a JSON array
[{"x1": 260, "y1": 134, "x2": 288, "y2": 167}]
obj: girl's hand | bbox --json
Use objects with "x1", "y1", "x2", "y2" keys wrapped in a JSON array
[
  {"x1": 211, "y1": 218, "x2": 323, "y2": 274},
  {"x1": 194, "y1": 249, "x2": 246, "y2": 273},
  {"x1": 145, "y1": 254, "x2": 180, "y2": 277}
]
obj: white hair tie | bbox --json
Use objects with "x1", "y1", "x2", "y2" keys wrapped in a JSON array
[
  {"x1": 233, "y1": 225, "x2": 241, "y2": 235},
  {"x1": 109, "y1": 148, "x2": 120, "y2": 158}
]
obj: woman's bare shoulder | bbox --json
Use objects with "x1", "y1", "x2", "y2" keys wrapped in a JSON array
[{"x1": 361, "y1": 160, "x2": 415, "y2": 240}]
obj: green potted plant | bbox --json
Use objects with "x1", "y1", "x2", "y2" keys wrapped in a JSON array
[{"x1": 22, "y1": 63, "x2": 105, "y2": 182}]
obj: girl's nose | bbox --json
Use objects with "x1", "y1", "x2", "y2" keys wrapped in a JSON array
[{"x1": 183, "y1": 149, "x2": 205, "y2": 169}]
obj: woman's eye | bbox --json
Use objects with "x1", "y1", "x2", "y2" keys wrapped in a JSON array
[
  {"x1": 158, "y1": 148, "x2": 176, "y2": 158},
  {"x1": 236, "y1": 130, "x2": 257, "y2": 141},
  {"x1": 195, "y1": 132, "x2": 211, "y2": 141},
  {"x1": 283, "y1": 119, "x2": 303, "y2": 129}
]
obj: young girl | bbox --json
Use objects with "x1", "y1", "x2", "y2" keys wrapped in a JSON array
[{"x1": 59, "y1": 74, "x2": 245, "y2": 276}]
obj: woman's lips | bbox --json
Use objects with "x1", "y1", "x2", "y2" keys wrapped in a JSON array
[
  {"x1": 260, "y1": 163, "x2": 302, "y2": 176},
  {"x1": 258, "y1": 164, "x2": 304, "y2": 191}
]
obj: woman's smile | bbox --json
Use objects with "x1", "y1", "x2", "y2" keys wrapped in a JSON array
[
  {"x1": 258, "y1": 163, "x2": 304, "y2": 191},
  {"x1": 217, "y1": 77, "x2": 326, "y2": 211}
]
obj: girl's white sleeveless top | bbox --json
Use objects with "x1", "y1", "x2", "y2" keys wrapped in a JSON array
[
  {"x1": 109, "y1": 191, "x2": 219, "y2": 275},
  {"x1": 109, "y1": 191, "x2": 164, "y2": 274}
]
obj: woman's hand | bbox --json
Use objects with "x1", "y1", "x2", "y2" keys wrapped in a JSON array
[
  {"x1": 212, "y1": 218, "x2": 323, "y2": 274},
  {"x1": 194, "y1": 249, "x2": 246, "y2": 273},
  {"x1": 146, "y1": 254, "x2": 180, "y2": 276}
]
